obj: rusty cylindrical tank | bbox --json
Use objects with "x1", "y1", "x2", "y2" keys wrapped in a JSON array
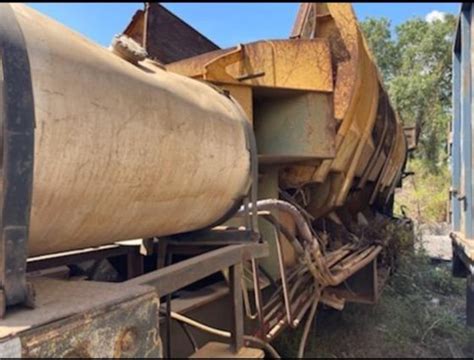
[{"x1": 1, "y1": 4, "x2": 253, "y2": 257}]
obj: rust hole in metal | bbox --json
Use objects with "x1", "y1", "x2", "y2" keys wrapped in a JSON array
[{"x1": 115, "y1": 327, "x2": 138, "y2": 355}]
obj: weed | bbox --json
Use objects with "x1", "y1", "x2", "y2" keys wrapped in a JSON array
[
  {"x1": 394, "y1": 158, "x2": 450, "y2": 224},
  {"x1": 272, "y1": 245, "x2": 473, "y2": 358}
]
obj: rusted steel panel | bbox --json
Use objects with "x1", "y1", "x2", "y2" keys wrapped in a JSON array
[
  {"x1": 122, "y1": 9, "x2": 145, "y2": 46},
  {"x1": 291, "y1": 3, "x2": 317, "y2": 39},
  {"x1": 124, "y1": 3, "x2": 220, "y2": 64},
  {"x1": 325, "y1": 258, "x2": 381, "y2": 305},
  {"x1": 22, "y1": 294, "x2": 161, "y2": 358},
  {"x1": 121, "y1": 4, "x2": 409, "y2": 300},
  {"x1": 0, "y1": 277, "x2": 161, "y2": 358},
  {"x1": 166, "y1": 39, "x2": 334, "y2": 93},
  {"x1": 255, "y1": 92, "x2": 336, "y2": 163},
  {"x1": 159, "y1": 2, "x2": 407, "y2": 221},
  {"x1": 287, "y1": 3, "x2": 407, "y2": 213},
  {"x1": 308, "y1": 3, "x2": 361, "y2": 123}
]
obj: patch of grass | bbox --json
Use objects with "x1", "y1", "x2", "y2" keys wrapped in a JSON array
[
  {"x1": 272, "y1": 247, "x2": 474, "y2": 358},
  {"x1": 377, "y1": 251, "x2": 472, "y2": 357},
  {"x1": 389, "y1": 249, "x2": 464, "y2": 297}
]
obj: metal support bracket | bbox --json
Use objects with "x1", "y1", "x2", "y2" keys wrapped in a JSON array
[
  {"x1": 125, "y1": 241, "x2": 268, "y2": 354},
  {"x1": 0, "y1": 3, "x2": 36, "y2": 315}
]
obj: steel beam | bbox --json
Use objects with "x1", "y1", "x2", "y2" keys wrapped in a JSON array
[
  {"x1": 125, "y1": 243, "x2": 268, "y2": 297},
  {"x1": 230, "y1": 263, "x2": 244, "y2": 353}
]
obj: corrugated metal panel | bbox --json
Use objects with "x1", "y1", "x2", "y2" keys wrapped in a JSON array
[
  {"x1": 452, "y1": 22, "x2": 461, "y2": 232},
  {"x1": 460, "y1": 3, "x2": 473, "y2": 239},
  {"x1": 123, "y1": 3, "x2": 220, "y2": 64},
  {"x1": 451, "y1": 2, "x2": 474, "y2": 247}
]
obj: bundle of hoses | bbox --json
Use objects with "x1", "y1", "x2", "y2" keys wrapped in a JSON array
[
  {"x1": 165, "y1": 199, "x2": 378, "y2": 358},
  {"x1": 236, "y1": 199, "x2": 374, "y2": 288},
  {"x1": 236, "y1": 199, "x2": 380, "y2": 357}
]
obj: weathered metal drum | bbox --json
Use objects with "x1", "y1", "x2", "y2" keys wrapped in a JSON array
[{"x1": 1, "y1": 4, "x2": 253, "y2": 257}]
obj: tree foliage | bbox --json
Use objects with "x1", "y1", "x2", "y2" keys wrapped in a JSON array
[{"x1": 360, "y1": 14, "x2": 457, "y2": 173}]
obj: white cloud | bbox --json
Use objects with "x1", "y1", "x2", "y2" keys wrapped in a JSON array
[{"x1": 425, "y1": 10, "x2": 446, "y2": 23}]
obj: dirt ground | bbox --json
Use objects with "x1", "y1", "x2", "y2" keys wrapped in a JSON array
[{"x1": 272, "y1": 247, "x2": 474, "y2": 358}]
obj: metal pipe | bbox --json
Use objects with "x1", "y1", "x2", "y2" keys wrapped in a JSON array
[
  {"x1": 297, "y1": 295, "x2": 320, "y2": 358},
  {"x1": 240, "y1": 199, "x2": 380, "y2": 288},
  {"x1": 250, "y1": 258, "x2": 265, "y2": 337},
  {"x1": 237, "y1": 199, "x2": 318, "y2": 251},
  {"x1": 236, "y1": 198, "x2": 385, "y2": 347},
  {"x1": 242, "y1": 276, "x2": 259, "y2": 321},
  {"x1": 262, "y1": 215, "x2": 294, "y2": 326},
  {"x1": 168, "y1": 311, "x2": 231, "y2": 339},
  {"x1": 177, "y1": 321, "x2": 198, "y2": 353}
]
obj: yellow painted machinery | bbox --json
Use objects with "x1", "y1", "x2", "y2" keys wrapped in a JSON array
[
  {"x1": 123, "y1": 2, "x2": 409, "y2": 281},
  {"x1": 161, "y1": 3, "x2": 407, "y2": 220},
  {"x1": 163, "y1": 4, "x2": 407, "y2": 217},
  {"x1": 121, "y1": 3, "x2": 411, "y2": 352},
  {"x1": 0, "y1": 3, "x2": 411, "y2": 358}
]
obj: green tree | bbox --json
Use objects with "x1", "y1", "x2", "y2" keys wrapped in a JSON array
[
  {"x1": 360, "y1": 14, "x2": 457, "y2": 174},
  {"x1": 360, "y1": 17, "x2": 399, "y2": 82}
]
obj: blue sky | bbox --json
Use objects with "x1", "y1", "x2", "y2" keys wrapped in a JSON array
[{"x1": 27, "y1": 3, "x2": 461, "y2": 48}]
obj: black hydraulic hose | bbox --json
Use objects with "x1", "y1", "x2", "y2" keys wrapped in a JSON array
[{"x1": 178, "y1": 321, "x2": 198, "y2": 352}]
